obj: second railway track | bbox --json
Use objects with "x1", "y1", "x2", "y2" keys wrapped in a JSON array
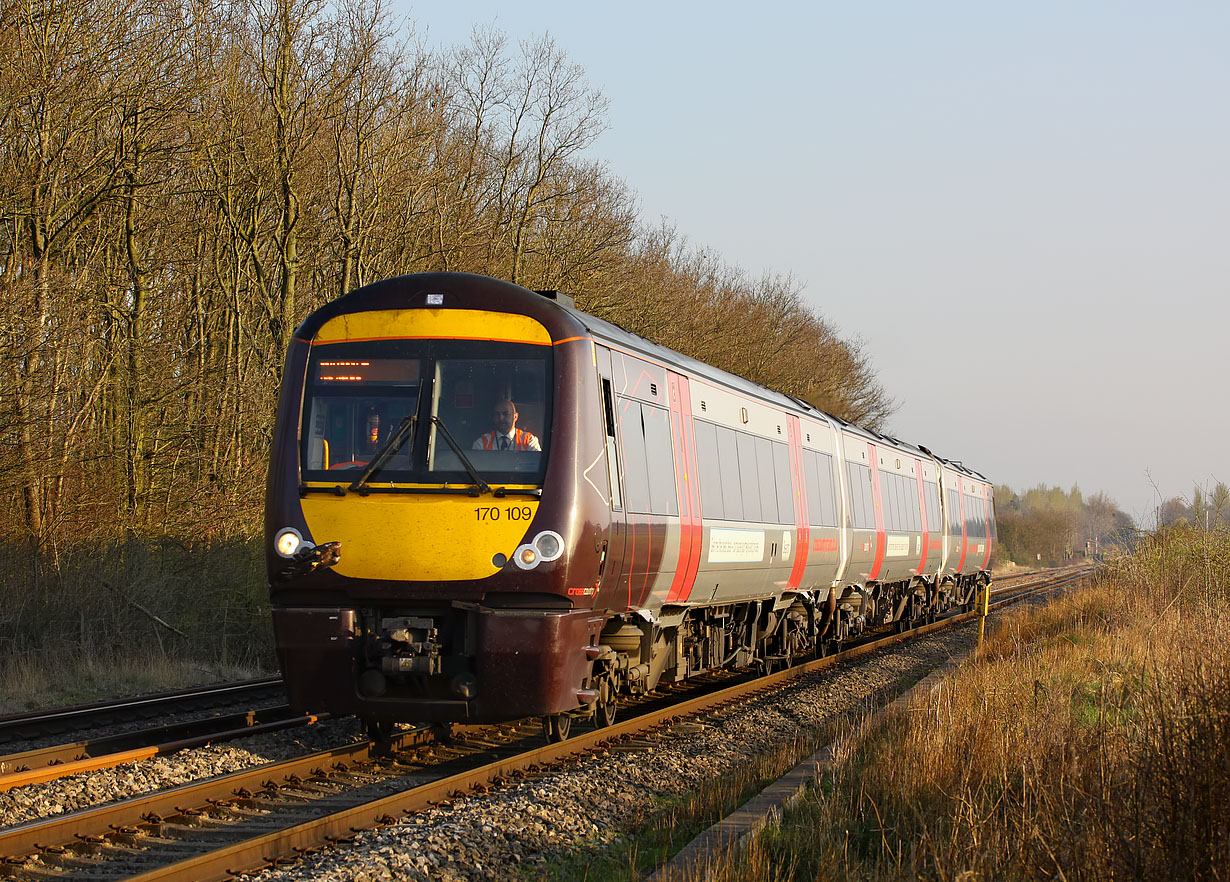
[{"x1": 0, "y1": 679, "x2": 286, "y2": 748}]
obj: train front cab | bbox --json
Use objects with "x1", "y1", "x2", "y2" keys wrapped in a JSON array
[{"x1": 265, "y1": 275, "x2": 610, "y2": 726}]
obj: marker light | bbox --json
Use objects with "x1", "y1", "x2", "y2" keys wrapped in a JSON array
[
  {"x1": 275, "y1": 527, "x2": 309, "y2": 558},
  {"x1": 514, "y1": 546, "x2": 539, "y2": 569}
]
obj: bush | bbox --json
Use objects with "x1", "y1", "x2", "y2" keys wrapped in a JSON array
[{"x1": 0, "y1": 536, "x2": 274, "y2": 706}]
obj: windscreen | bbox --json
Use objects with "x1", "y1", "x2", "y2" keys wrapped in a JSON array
[{"x1": 300, "y1": 339, "x2": 551, "y2": 485}]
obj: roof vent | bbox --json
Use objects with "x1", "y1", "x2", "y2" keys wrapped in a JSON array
[{"x1": 535, "y1": 289, "x2": 576, "y2": 309}]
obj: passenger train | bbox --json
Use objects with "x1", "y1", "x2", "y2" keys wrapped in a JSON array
[{"x1": 265, "y1": 272, "x2": 996, "y2": 740}]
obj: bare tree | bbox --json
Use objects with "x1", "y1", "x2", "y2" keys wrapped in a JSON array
[{"x1": 0, "y1": 0, "x2": 164, "y2": 538}]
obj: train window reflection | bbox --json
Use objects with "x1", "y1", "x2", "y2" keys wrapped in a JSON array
[
  {"x1": 430, "y1": 357, "x2": 549, "y2": 477},
  {"x1": 302, "y1": 350, "x2": 421, "y2": 474}
]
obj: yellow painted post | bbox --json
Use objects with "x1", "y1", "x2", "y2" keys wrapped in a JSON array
[{"x1": 976, "y1": 580, "x2": 990, "y2": 649}]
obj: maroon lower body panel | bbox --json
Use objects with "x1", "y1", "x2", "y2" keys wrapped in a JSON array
[
  {"x1": 272, "y1": 606, "x2": 603, "y2": 723},
  {"x1": 272, "y1": 608, "x2": 360, "y2": 713}
]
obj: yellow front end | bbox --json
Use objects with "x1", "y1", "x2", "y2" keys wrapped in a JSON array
[{"x1": 299, "y1": 493, "x2": 540, "y2": 582}]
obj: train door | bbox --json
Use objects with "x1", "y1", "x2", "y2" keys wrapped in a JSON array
[
  {"x1": 840, "y1": 433, "x2": 881, "y2": 584},
  {"x1": 983, "y1": 485, "x2": 997, "y2": 570},
  {"x1": 593, "y1": 345, "x2": 628, "y2": 607}
]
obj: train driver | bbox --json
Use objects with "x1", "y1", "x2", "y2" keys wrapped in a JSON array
[{"x1": 472, "y1": 398, "x2": 541, "y2": 451}]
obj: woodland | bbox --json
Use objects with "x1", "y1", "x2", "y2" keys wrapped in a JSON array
[
  {"x1": 0, "y1": 0, "x2": 893, "y2": 544},
  {"x1": 0, "y1": 0, "x2": 891, "y2": 668}
]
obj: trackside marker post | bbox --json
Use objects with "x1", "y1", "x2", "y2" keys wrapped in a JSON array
[{"x1": 977, "y1": 581, "x2": 990, "y2": 648}]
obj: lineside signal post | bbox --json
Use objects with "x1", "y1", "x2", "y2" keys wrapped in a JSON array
[{"x1": 976, "y1": 581, "x2": 990, "y2": 649}]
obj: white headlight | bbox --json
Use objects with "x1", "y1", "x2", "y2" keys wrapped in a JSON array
[
  {"x1": 533, "y1": 531, "x2": 565, "y2": 562},
  {"x1": 275, "y1": 527, "x2": 308, "y2": 558}
]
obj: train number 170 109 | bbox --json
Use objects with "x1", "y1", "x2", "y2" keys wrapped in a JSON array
[{"x1": 475, "y1": 506, "x2": 534, "y2": 522}]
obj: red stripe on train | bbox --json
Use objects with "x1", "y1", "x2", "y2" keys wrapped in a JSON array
[
  {"x1": 915, "y1": 458, "x2": 929, "y2": 575},
  {"x1": 785, "y1": 416, "x2": 810, "y2": 590},
  {"x1": 665, "y1": 373, "x2": 703, "y2": 603}
]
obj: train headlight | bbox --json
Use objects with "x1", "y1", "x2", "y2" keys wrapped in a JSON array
[
  {"x1": 275, "y1": 527, "x2": 310, "y2": 558},
  {"x1": 513, "y1": 532, "x2": 566, "y2": 570},
  {"x1": 533, "y1": 531, "x2": 565, "y2": 562}
]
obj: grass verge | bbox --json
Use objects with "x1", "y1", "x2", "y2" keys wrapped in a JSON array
[
  {"x1": 704, "y1": 527, "x2": 1230, "y2": 882},
  {"x1": 0, "y1": 652, "x2": 267, "y2": 714}
]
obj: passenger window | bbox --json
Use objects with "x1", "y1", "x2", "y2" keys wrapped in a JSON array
[
  {"x1": 924, "y1": 483, "x2": 939, "y2": 533},
  {"x1": 773, "y1": 442, "x2": 794, "y2": 524},
  {"x1": 641, "y1": 404, "x2": 678, "y2": 516},
  {"x1": 617, "y1": 397, "x2": 651, "y2": 513},
  {"x1": 880, "y1": 472, "x2": 896, "y2": 531},
  {"x1": 755, "y1": 437, "x2": 778, "y2": 523},
  {"x1": 694, "y1": 420, "x2": 723, "y2": 519},
  {"x1": 805, "y1": 451, "x2": 823, "y2": 525},
  {"x1": 717, "y1": 427, "x2": 743, "y2": 520},
  {"x1": 848, "y1": 463, "x2": 862, "y2": 528},
  {"x1": 738, "y1": 432, "x2": 762, "y2": 522},
  {"x1": 947, "y1": 489, "x2": 961, "y2": 534},
  {"x1": 848, "y1": 462, "x2": 874, "y2": 530},
  {"x1": 817, "y1": 452, "x2": 837, "y2": 526}
]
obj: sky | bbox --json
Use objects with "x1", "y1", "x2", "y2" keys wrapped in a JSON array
[{"x1": 395, "y1": 0, "x2": 1228, "y2": 526}]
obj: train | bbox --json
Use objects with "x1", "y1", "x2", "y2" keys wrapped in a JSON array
[{"x1": 265, "y1": 272, "x2": 996, "y2": 741}]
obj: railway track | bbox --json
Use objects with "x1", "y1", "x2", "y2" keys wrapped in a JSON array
[
  {"x1": 0, "y1": 707, "x2": 329, "y2": 792},
  {"x1": 0, "y1": 677, "x2": 330, "y2": 797},
  {"x1": 0, "y1": 565, "x2": 1094, "y2": 880},
  {"x1": 0, "y1": 678, "x2": 285, "y2": 745}
]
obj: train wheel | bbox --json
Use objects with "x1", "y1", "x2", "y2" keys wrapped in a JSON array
[
  {"x1": 594, "y1": 680, "x2": 617, "y2": 728},
  {"x1": 542, "y1": 713, "x2": 572, "y2": 742}
]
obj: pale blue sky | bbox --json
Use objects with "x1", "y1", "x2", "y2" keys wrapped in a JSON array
[{"x1": 397, "y1": 0, "x2": 1229, "y2": 525}]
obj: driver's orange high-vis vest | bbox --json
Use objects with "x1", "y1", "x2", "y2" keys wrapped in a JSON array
[{"x1": 477, "y1": 429, "x2": 535, "y2": 450}]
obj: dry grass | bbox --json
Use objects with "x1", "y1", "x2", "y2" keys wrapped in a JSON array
[
  {"x1": 708, "y1": 527, "x2": 1230, "y2": 882},
  {"x1": 0, "y1": 536, "x2": 275, "y2": 712},
  {"x1": 0, "y1": 652, "x2": 265, "y2": 714}
]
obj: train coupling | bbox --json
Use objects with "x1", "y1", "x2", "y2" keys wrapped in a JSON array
[
  {"x1": 378, "y1": 615, "x2": 443, "y2": 675},
  {"x1": 275, "y1": 541, "x2": 341, "y2": 581}
]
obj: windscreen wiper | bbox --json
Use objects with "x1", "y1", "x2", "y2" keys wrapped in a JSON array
[
  {"x1": 431, "y1": 415, "x2": 490, "y2": 495},
  {"x1": 349, "y1": 414, "x2": 417, "y2": 495}
]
